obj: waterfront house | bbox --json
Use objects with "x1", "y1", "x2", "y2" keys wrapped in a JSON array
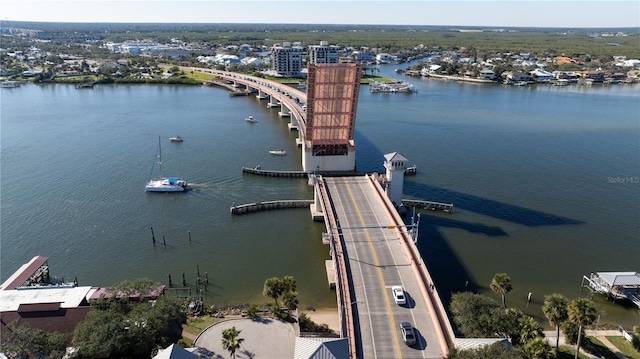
[
  {"x1": 479, "y1": 69, "x2": 495, "y2": 80},
  {"x1": 583, "y1": 70, "x2": 606, "y2": 82},
  {"x1": 503, "y1": 71, "x2": 532, "y2": 83},
  {"x1": 530, "y1": 68, "x2": 555, "y2": 82}
]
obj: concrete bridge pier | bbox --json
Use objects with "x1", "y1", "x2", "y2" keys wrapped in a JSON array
[
  {"x1": 310, "y1": 175, "x2": 324, "y2": 221},
  {"x1": 256, "y1": 90, "x2": 268, "y2": 100},
  {"x1": 278, "y1": 104, "x2": 291, "y2": 118},
  {"x1": 266, "y1": 95, "x2": 280, "y2": 108}
]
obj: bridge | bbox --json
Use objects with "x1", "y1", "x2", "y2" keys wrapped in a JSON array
[
  {"x1": 312, "y1": 174, "x2": 455, "y2": 358},
  {"x1": 194, "y1": 67, "x2": 456, "y2": 358}
]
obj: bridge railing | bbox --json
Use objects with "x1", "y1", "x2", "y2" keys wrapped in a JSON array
[
  {"x1": 316, "y1": 177, "x2": 357, "y2": 359},
  {"x1": 366, "y1": 175, "x2": 456, "y2": 355}
]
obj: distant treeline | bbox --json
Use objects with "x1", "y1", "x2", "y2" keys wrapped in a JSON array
[{"x1": 4, "y1": 21, "x2": 640, "y2": 58}]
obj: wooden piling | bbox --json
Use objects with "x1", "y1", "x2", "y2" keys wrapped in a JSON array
[
  {"x1": 151, "y1": 227, "x2": 156, "y2": 245},
  {"x1": 167, "y1": 273, "x2": 172, "y2": 287},
  {"x1": 182, "y1": 273, "x2": 186, "y2": 287},
  {"x1": 188, "y1": 231, "x2": 191, "y2": 242},
  {"x1": 163, "y1": 235, "x2": 166, "y2": 247}
]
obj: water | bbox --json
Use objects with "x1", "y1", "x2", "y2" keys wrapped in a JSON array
[{"x1": 2, "y1": 69, "x2": 639, "y2": 327}]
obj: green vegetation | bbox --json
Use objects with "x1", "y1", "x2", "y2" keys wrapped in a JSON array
[
  {"x1": 72, "y1": 278, "x2": 186, "y2": 358},
  {"x1": 448, "y1": 290, "x2": 626, "y2": 359},
  {"x1": 0, "y1": 321, "x2": 68, "y2": 359},
  {"x1": 568, "y1": 298, "x2": 597, "y2": 359},
  {"x1": 183, "y1": 315, "x2": 224, "y2": 337},
  {"x1": 490, "y1": 273, "x2": 513, "y2": 309},
  {"x1": 221, "y1": 326, "x2": 244, "y2": 359},
  {"x1": 607, "y1": 336, "x2": 640, "y2": 359}
]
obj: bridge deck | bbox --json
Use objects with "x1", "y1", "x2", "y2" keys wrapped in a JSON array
[{"x1": 324, "y1": 176, "x2": 445, "y2": 359}]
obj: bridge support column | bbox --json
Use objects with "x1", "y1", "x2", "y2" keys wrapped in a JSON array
[
  {"x1": 256, "y1": 90, "x2": 268, "y2": 100},
  {"x1": 310, "y1": 178, "x2": 324, "y2": 221},
  {"x1": 267, "y1": 95, "x2": 280, "y2": 108},
  {"x1": 278, "y1": 104, "x2": 291, "y2": 118}
]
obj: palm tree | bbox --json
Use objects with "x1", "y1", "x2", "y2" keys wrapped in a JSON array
[
  {"x1": 490, "y1": 273, "x2": 513, "y2": 309},
  {"x1": 282, "y1": 291, "x2": 299, "y2": 316},
  {"x1": 519, "y1": 316, "x2": 544, "y2": 345},
  {"x1": 281, "y1": 275, "x2": 297, "y2": 293},
  {"x1": 221, "y1": 326, "x2": 244, "y2": 359},
  {"x1": 524, "y1": 337, "x2": 553, "y2": 359},
  {"x1": 567, "y1": 298, "x2": 597, "y2": 359},
  {"x1": 542, "y1": 293, "x2": 569, "y2": 349},
  {"x1": 263, "y1": 277, "x2": 283, "y2": 307}
]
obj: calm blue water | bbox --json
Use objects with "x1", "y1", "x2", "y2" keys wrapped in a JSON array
[{"x1": 2, "y1": 67, "x2": 639, "y2": 326}]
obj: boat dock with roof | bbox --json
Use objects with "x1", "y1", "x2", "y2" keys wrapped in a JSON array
[{"x1": 581, "y1": 272, "x2": 640, "y2": 308}]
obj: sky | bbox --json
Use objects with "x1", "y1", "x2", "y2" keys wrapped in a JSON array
[{"x1": 1, "y1": 0, "x2": 639, "y2": 28}]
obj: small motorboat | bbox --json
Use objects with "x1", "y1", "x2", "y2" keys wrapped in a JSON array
[
  {"x1": 245, "y1": 116, "x2": 257, "y2": 123},
  {"x1": 269, "y1": 150, "x2": 286, "y2": 156},
  {"x1": 169, "y1": 135, "x2": 183, "y2": 142}
]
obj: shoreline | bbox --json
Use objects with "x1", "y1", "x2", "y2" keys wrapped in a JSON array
[{"x1": 301, "y1": 308, "x2": 340, "y2": 333}]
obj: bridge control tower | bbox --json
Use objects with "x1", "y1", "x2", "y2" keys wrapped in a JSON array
[
  {"x1": 302, "y1": 63, "x2": 362, "y2": 172},
  {"x1": 383, "y1": 152, "x2": 408, "y2": 207}
]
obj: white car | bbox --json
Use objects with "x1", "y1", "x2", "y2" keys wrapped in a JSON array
[{"x1": 391, "y1": 286, "x2": 406, "y2": 305}]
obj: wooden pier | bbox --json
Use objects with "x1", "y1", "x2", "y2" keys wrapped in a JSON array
[
  {"x1": 230, "y1": 200, "x2": 314, "y2": 215},
  {"x1": 401, "y1": 199, "x2": 454, "y2": 213}
]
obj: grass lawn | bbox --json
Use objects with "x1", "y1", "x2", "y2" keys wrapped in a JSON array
[
  {"x1": 607, "y1": 336, "x2": 640, "y2": 359},
  {"x1": 555, "y1": 346, "x2": 593, "y2": 359},
  {"x1": 583, "y1": 337, "x2": 621, "y2": 359},
  {"x1": 184, "y1": 70, "x2": 215, "y2": 81},
  {"x1": 182, "y1": 316, "x2": 225, "y2": 337}
]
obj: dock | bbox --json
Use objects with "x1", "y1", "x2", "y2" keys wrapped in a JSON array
[
  {"x1": 230, "y1": 200, "x2": 314, "y2": 215},
  {"x1": 581, "y1": 272, "x2": 640, "y2": 308},
  {"x1": 402, "y1": 199, "x2": 454, "y2": 213}
]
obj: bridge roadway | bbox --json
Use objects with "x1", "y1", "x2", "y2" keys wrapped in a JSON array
[
  {"x1": 186, "y1": 67, "x2": 308, "y2": 140},
  {"x1": 319, "y1": 175, "x2": 454, "y2": 359}
]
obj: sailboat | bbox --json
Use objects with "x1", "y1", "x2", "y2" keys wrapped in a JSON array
[{"x1": 145, "y1": 136, "x2": 187, "y2": 192}]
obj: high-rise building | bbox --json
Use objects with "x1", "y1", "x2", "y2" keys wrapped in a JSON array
[
  {"x1": 270, "y1": 42, "x2": 303, "y2": 77},
  {"x1": 302, "y1": 63, "x2": 362, "y2": 172},
  {"x1": 308, "y1": 41, "x2": 340, "y2": 64}
]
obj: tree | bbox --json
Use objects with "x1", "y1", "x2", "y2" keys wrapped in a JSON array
[
  {"x1": 445, "y1": 341, "x2": 526, "y2": 358},
  {"x1": 518, "y1": 316, "x2": 544, "y2": 345},
  {"x1": 567, "y1": 298, "x2": 597, "y2": 359},
  {"x1": 490, "y1": 273, "x2": 513, "y2": 309},
  {"x1": 263, "y1": 277, "x2": 284, "y2": 307},
  {"x1": 450, "y1": 292, "x2": 504, "y2": 338},
  {"x1": 282, "y1": 291, "x2": 299, "y2": 316},
  {"x1": 221, "y1": 326, "x2": 244, "y2": 359},
  {"x1": 0, "y1": 321, "x2": 68, "y2": 359},
  {"x1": 542, "y1": 293, "x2": 569, "y2": 349},
  {"x1": 524, "y1": 337, "x2": 553, "y2": 359}
]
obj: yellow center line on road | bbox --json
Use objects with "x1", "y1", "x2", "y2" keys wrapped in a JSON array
[{"x1": 343, "y1": 178, "x2": 403, "y2": 359}]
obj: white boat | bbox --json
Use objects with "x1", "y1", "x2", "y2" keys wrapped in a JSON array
[
  {"x1": 1, "y1": 81, "x2": 20, "y2": 88},
  {"x1": 554, "y1": 79, "x2": 569, "y2": 86},
  {"x1": 269, "y1": 150, "x2": 286, "y2": 156},
  {"x1": 169, "y1": 135, "x2": 183, "y2": 142},
  {"x1": 145, "y1": 136, "x2": 187, "y2": 192},
  {"x1": 245, "y1": 116, "x2": 257, "y2": 123}
]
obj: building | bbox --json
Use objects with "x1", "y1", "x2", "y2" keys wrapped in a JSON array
[
  {"x1": 303, "y1": 63, "x2": 362, "y2": 172},
  {"x1": 0, "y1": 256, "x2": 96, "y2": 337},
  {"x1": 271, "y1": 42, "x2": 304, "y2": 77},
  {"x1": 308, "y1": 41, "x2": 340, "y2": 65}
]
